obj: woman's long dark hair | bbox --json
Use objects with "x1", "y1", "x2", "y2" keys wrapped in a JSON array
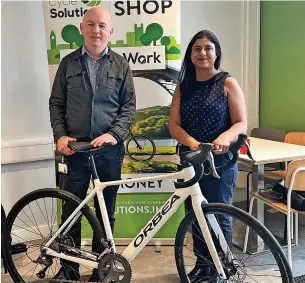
[{"x1": 179, "y1": 30, "x2": 222, "y2": 98}]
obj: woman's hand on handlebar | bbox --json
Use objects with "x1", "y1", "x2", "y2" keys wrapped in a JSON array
[
  {"x1": 186, "y1": 138, "x2": 201, "y2": 151},
  {"x1": 91, "y1": 133, "x2": 117, "y2": 148},
  {"x1": 212, "y1": 134, "x2": 231, "y2": 155}
]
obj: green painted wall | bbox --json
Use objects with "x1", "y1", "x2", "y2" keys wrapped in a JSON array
[{"x1": 260, "y1": 1, "x2": 305, "y2": 132}]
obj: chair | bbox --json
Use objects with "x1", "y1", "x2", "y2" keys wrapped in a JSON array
[
  {"x1": 263, "y1": 132, "x2": 305, "y2": 242},
  {"x1": 238, "y1": 128, "x2": 286, "y2": 210},
  {"x1": 244, "y1": 159, "x2": 305, "y2": 267},
  {"x1": 264, "y1": 132, "x2": 305, "y2": 181},
  {"x1": 250, "y1": 127, "x2": 286, "y2": 142}
]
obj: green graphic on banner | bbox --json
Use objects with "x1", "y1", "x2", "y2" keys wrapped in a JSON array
[
  {"x1": 108, "y1": 23, "x2": 181, "y2": 60},
  {"x1": 82, "y1": 0, "x2": 102, "y2": 7},
  {"x1": 113, "y1": 193, "x2": 185, "y2": 238},
  {"x1": 132, "y1": 106, "x2": 171, "y2": 139},
  {"x1": 122, "y1": 161, "x2": 176, "y2": 174},
  {"x1": 47, "y1": 22, "x2": 180, "y2": 65},
  {"x1": 48, "y1": 25, "x2": 84, "y2": 65},
  {"x1": 57, "y1": 193, "x2": 185, "y2": 239}
]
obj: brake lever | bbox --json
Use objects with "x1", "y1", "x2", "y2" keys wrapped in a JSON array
[
  {"x1": 244, "y1": 141, "x2": 255, "y2": 161},
  {"x1": 207, "y1": 150, "x2": 220, "y2": 179}
]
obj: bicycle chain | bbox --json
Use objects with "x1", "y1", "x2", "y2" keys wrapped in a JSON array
[
  {"x1": 35, "y1": 250, "x2": 123, "y2": 283},
  {"x1": 35, "y1": 250, "x2": 106, "y2": 283}
]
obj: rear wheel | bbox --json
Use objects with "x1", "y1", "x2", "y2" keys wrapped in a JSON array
[
  {"x1": 4, "y1": 188, "x2": 104, "y2": 283},
  {"x1": 175, "y1": 203, "x2": 293, "y2": 283}
]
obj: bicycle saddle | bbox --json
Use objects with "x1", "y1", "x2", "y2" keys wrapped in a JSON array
[{"x1": 68, "y1": 142, "x2": 114, "y2": 153}]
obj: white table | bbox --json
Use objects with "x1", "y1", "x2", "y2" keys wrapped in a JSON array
[
  {"x1": 238, "y1": 137, "x2": 305, "y2": 251},
  {"x1": 239, "y1": 137, "x2": 305, "y2": 166}
]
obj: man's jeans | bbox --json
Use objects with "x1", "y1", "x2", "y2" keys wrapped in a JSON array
[{"x1": 59, "y1": 144, "x2": 124, "y2": 270}]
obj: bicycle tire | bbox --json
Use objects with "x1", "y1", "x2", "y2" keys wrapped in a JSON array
[
  {"x1": 175, "y1": 203, "x2": 293, "y2": 283},
  {"x1": 126, "y1": 134, "x2": 156, "y2": 162},
  {"x1": 4, "y1": 188, "x2": 104, "y2": 283}
]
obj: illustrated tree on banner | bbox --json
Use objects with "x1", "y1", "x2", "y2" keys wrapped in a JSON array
[
  {"x1": 62, "y1": 25, "x2": 84, "y2": 49},
  {"x1": 47, "y1": 25, "x2": 84, "y2": 65},
  {"x1": 140, "y1": 23, "x2": 163, "y2": 46}
]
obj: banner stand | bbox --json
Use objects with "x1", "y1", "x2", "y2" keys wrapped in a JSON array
[{"x1": 43, "y1": 0, "x2": 182, "y2": 245}]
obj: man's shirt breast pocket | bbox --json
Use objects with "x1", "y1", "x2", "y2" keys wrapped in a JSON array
[
  {"x1": 104, "y1": 70, "x2": 123, "y2": 93},
  {"x1": 66, "y1": 70, "x2": 84, "y2": 89}
]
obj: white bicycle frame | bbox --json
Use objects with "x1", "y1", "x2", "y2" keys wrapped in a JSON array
[{"x1": 44, "y1": 166, "x2": 231, "y2": 280}]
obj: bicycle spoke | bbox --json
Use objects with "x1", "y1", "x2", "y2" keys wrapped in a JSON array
[
  {"x1": 28, "y1": 264, "x2": 38, "y2": 283},
  {"x1": 17, "y1": 260, "x2": 35, "y2": 273},
  {"x1": 20, "y1": 208, "x2": 44, "y2": 238},
  {"x1": 22, "y1": 264, "x2": 38, "y2": 280},
  {"x1": 13, "y1": 246, "x2": 41, "y2": 262},
  {"x1": 43, "y1": 197, "x2": 53, "y2": 235},
  {"x1": 15, "y1": 215, "x2": 43, "y2": 238},
  {"x1": 12, "y1": 223, "x2": 43, "y2": 238},
  {"x1": 28, "y1": 203, "x2": 44, "y2": 238},
  {"x1": 35, "y1": 199, "x2": 51, "y2": 233}
]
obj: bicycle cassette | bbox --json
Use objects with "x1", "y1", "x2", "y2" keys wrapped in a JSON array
[{"x1": 98, "y1": 253, "x2": 132, "y2": 283}]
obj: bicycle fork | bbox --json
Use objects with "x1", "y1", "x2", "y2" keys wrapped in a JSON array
[{"x1": 192, "y1": 192, "x2": 229, "y2": 280}]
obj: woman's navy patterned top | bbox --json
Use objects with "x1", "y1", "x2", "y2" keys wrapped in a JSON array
[{"x1": 180, "y1": 72, "x2": 231, "y2": 143}]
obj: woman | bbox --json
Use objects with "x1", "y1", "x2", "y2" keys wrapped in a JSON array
[{"x1": 169, "y1": 30, "x2": 247, "y2": 282}]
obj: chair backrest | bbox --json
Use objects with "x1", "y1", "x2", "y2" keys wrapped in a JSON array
[
  {"x1": 284, "y1": 132, "x2": 305, "y2": 146},
  {"x1": 285, "y1": 159, "x2": 305, "y2": 191},
  {"x1": 250, "y1": 127, "x2": 286, "y2": 142}
]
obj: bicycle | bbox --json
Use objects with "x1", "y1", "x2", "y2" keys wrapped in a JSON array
[
  {"x1": 124, "y1": 131, "x2": 156, "y2": 162},
  {"x1": 3, "y1": 134, "x2": 293, "y2": 283}
]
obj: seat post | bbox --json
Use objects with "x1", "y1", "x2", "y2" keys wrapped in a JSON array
[{"x1": 88, "y1": 153, "x2": 99, "y2": 180}]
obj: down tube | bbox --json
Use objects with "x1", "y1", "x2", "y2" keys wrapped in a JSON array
[{"x1": 122, "y1": 189, "x2": 189, "y2": 262}]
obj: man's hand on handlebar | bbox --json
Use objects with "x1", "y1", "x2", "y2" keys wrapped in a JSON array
[{"x1": 57, "y1": 136, "x2": 76, "y2": 155}]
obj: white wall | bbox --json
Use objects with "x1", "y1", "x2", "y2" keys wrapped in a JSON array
[
  {"x1": 1, "y1": 1, "x2": 52, "y2": 141},
  {"x1": 1, "y1": 1, "x2": 56, "y2": 214},
  {"x1": 181, "y1": 1, "x2": 260, "y2": 132}
]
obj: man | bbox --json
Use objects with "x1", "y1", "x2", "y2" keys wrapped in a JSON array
[{"x1": 49, "y1": 6, "x2": 136, "y2": 281}]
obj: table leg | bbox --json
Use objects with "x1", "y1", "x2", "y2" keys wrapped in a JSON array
[
  {"x1": 243, "y1": 164, "x2": 265, "y2": 253},
  {"x1": 251, "y1": 164, "x2": 265, "y2": 224}
]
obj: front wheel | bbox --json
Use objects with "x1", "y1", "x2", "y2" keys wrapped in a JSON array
[
  {"x1": 175, "y1": 203, "x2": 293, "y2": 283},
  {"x1": 126, "y1": 134, "x2": 156, "y2": 162}
]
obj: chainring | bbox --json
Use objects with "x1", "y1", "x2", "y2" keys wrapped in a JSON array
[{"x1": 98, "y1": 253, "x2": 132, "y2": 283}]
